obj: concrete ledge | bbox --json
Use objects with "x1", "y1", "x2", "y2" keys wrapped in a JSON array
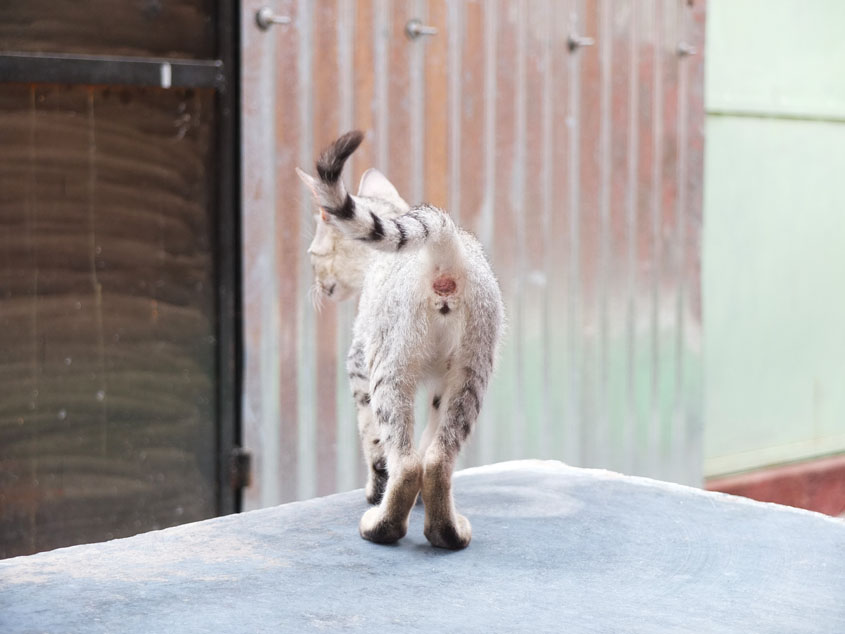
[{"x1": 2, "y1": 460, "x2": 844, "y2": 633}]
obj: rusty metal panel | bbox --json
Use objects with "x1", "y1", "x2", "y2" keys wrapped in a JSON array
[
  {"x1": 0, "y1": 84, "x2": 220, "y2": 556},
  {"x1": 0, "y1": 1, "x2": 216, "y2": 59},
  {"x1": 240, "y1": 0, "x2": 706, "y2": 508}
]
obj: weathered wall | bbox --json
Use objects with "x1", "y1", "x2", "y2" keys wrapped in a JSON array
[
  {"x1": 241, "y1": 0, "x2": 706, "y2": 508},
  {"x1": 704, "y1": 0, "x2": 845, "y2": 476},
  {"x1": 0, "y1": 85, "x2": 220, "y2": 557}
]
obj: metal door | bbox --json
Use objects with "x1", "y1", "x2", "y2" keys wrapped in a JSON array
[{"x1": 0, "y1": 1, "x2": 240, "y2": 557}]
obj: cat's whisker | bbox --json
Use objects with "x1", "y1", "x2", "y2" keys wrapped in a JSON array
[{"x1": 309, "y1": 283, "x2": 324, "y2": 313}]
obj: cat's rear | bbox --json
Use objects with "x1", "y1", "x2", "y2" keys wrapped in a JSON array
[{"x1": 298, "y1": 131, "x2": 503, "y2": 549}]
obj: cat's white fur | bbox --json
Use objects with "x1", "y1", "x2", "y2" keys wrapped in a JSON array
[{"x1": 298, "y1": 131, "x2": 503, "y2": 549}]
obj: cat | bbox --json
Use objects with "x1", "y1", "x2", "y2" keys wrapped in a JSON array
[{"x1": 297, "y1": 131, "x2": 503, "y2": 549}]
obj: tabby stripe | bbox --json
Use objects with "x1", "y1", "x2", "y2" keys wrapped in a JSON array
[
  {"x1": 407, "y1": 212, "x2": 429, "y2": 238},
  {"x1": 353, "y1": 391, "x2": 371, "y2": 406},
  {"x1": 368, "y1": 211, "x2": 384, "y2": 241},
  {"x1": 349, "y1": 371, "x2": 368, "y2": 381},
  {"x1": 465, "y1": 385, "x2": 481, "y2": 414},
  {"x1": 328, "y1": 194, "x2": 355, "y2": 220},
  {"x1": 393, "y1": 218, "x2": 407, "y2": 250}
]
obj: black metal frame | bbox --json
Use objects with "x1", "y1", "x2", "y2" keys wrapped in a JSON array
[
  {"x1": 214, "y1": 0, "x2": 243, "y2": 516},
  {"x1": 0, "y1": 2, "x2": 244, "y2": 517},
  {"x1": 0, "y1": 52, "x2": 224, "y2": 88}
]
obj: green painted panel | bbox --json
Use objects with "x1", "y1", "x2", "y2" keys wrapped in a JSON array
[
  {"x1": 706, "y1": 0, "x2": 845, "y2": 119},
  {"x1": 703, "y1": 115, "x2": 845, "y2": 475}
]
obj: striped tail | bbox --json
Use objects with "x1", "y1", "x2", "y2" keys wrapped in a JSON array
[{"x1": 297, "y1": 131, "x2": 456, "y2": 253}]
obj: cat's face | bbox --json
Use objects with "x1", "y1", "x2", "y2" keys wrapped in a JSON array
[
  {"x1": 308, "y1": 210, "x2": 371, "y2": 304},
  {"x1": 304, "y1": 167, "x2": 410, "y2": 305}
]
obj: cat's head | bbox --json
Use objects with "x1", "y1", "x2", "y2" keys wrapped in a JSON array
[{"x1": 306, "y1": 167, "x2": 409, "y2": 305}]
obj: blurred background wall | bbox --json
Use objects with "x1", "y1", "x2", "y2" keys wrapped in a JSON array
[
  {"x1": 703, "y1": 1, "x2": 845, "y2": 497},
  {"x1": 240, "y1": 0, "x2": 706, "y2": 509},
  {"x1": 4, "y1": 0, "x2": 842, "y2": 559}
]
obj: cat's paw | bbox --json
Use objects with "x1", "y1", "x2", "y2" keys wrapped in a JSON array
[
  {"x1": 359, "y1": 507, "x2": 407, "y2": 544},
  {"x1": 424, "y1": 513, "x2": 472, "y2": 550}
]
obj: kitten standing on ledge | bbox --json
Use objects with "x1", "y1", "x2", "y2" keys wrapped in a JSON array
[{"x1": 297, "y1": 131, "x2": 503, "y2": 549}]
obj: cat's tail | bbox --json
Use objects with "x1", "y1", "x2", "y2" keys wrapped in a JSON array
[{"x1": 297, "y1": 131, "x2": 457, "y2": 253}]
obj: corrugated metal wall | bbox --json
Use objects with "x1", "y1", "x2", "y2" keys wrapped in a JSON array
[{"x1": 241, "y1": 0, "x2": 706, "y2": 509}]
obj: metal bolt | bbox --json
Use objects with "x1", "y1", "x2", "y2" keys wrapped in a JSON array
[
  {"x1": 256, "y1": 7, "x2": 291, "y2": 30},
  {"x1": 405, "y1": 19, "x2": 438, "y2": 40},
  {"x1": 677, "y1": 42, "x2": 697, "y2": 57},
  {"x1": 568, "y1": 33, "x2": 595, "y2": 52}
]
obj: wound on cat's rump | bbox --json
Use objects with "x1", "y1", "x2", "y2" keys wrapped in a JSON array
[{"x1": 433, "y1": 275, "x2": 457, "y2": 296}]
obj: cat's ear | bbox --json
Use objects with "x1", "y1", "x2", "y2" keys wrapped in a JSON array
[
  {"x1": 357, "y1": 168, "x2": 410, "y2": 211},
  {"x1": 295, "y1": 167, "x2": 319, "y2": 197}
]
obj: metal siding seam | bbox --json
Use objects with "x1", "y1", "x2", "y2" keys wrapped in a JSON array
[
  {"x1": 296, "y1": 0, "x2": 317, "y2": 500},
  {"x1": 410, "y1": 0, "x2": 426, "y2": 206},
  {"x1": 477, "y1": 0, "x2": 498, "y2": 466},
  {"x1": 540, "y1": 0, "x2": 554, "y2": 459},
  {"x1": 242, "y1": 5, "x2": 281, "y2": 508},
  {"x1": 624, "y1": 0, "x2": 640, "y2": 476},
  {"x1": 673, "y1": 0, "x2": 689, "y2": 484},
  {"x1": 566, "y1": 0, "x2": 584, "y2": 466},
  {"x1": 448, "y1": 0, "x2": 462, "y2": 223},
  {"x1": 648, "y1": 0, "x2": 664, "y2": 479},
  {"x1": 375, "y1": 0, "x2": 389, "y2": 170},
  {"x1": 512, "y1": 0, "x2": 527, "y2": 459},
  {"x1": 597, "y1": 0, "x2": 612, "y2": 467},
  {"x1": 336, "y1": 0, "x2": 357, "y2": 493}
]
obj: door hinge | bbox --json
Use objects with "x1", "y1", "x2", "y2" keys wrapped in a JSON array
[{"x1": 229, "y1": 447, "x2": 252, "y2": 490}]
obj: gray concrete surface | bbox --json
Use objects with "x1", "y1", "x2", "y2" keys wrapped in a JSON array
[{"x1": 2, "y1": 460, "x2": 843, "y2": 633}]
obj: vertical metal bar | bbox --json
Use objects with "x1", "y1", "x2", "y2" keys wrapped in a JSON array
[
  {"x1": 242, "y1": 0, "x2": 282, "y2": 508},
  {"x1": 479, "y1": 1, "x2": 497, "y2": 253},
  {"x1": 658, "y1": 0, "x2": 679, "y2": 481},
  {"x1": 491, "y1": 0, "x2": 518, "y2": 463},
  {"x1": 353, "y1": 0, "x2": 376, "y2": 486},
  {"x1": 540, "y1": 0, "x2": 553, "y2": 459},
  {"x1": 566, "y1": 0, "x2": 583, "y2": 466},
  {"x1": 511, "y1": 0, "x2": 527, "y2": 459},
  {"x1": 447, "y1": 0, "x2": 462, "y2": 223},
  {"x1": 387, "y1": 0, "x2": 413, "y2": 195},
  {"x1": 410, "y1": 0, "x2": 428, "y2": 455},
  {"x1": 685, "y1": 0, "x2": 705, "y2": 486},
  {"x1": 477, "y1": 0, "x2": 498, "y2": 465},
  {"x1": 548, "y1": 0, "x2": 572, "y2": 464},
  {"x1": 335, "y1": 0, "x2": 357, "y2": 493},
  {"x1": 273, "y1": 0, "x2": 303, "y2": 505},
  {"x1": 624, "y1": 0, "x2": 640, "y2": 475},
  {"x1": 311, "y1": 0, "x2": 340, "y2": 499},
  {"x1": 423, "y1": 0, "x2": 449, "y2": 210},
  {"x1": 596, "y1": 0, "x2": 612, "y2": 466},
  {"x1": 673, "y1": 0, "x2": 689, "y2": 482},
  {"x1": 215, "y1": 0, "x2": 241, "y2": 515},
  {"x1": 296, "y1": 0, "x2": 316, "y2": 500},
  {"x1": 374, "y1": 0, "x2": 388, "y2": 169},
  {"x1": 410, "y1": 0, "x2": 426, "y2": 205},
  {"x1": 648, "y1": 0, "x2": 664, "y2": 478}
]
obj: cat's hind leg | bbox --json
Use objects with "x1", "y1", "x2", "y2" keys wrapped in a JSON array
[
  {"x1": 358, "y1": 374, "x2": 422, "y2": 544},
  {"x1": 357, "y1": 405, "x2": 387, "y2": 505},
  {"x1": 422, "y1": 362, "x2": 490, "y2": 550},
  {"x1": 347, "y1": 341, "x2": 386, "y2": 504}
]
